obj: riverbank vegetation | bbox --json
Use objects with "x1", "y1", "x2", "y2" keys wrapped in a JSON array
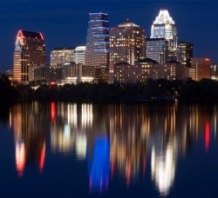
[{"x1": 1, "y1": 73, "x2": 218, "y2": 103}]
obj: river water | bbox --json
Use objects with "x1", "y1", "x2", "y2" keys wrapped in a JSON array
[{"x1": 0, "y1": 102, "x2": 218, "y2": 197}]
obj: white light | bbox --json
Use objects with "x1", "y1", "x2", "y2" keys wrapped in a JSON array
[
  {"x1": 151, "y1": 145, "x2": 175, "y2": 196},
  {"x1": 75, "y1": 133, "x2": 87, "y2": 160},
  {"x1": 153, "y1": 9, "x2": 175, "y2": 25}
]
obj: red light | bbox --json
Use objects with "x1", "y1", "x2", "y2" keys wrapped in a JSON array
[
  {"x1": 205, "y1": 122, "x2": 210, "y2": 152},
  {"x1": 49, "y1": 81, "x2": 56, "y2": 86},
  {"x1": 50, "y1": 102, "x2": 56, "y2": 122},
  {"x1": 39, "y1": 142, "x2": 46, "y2": 173}
]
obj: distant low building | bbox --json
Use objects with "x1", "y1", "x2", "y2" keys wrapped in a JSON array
[
  {"x1": 190, "y1": 58, "x2": 211, "y2": 81},
  {"x1": 31, "y1": 63, "x2": 106, "y2": 84},
  {"x1": 113, "y1": 58, "x2": 178, "y2": 83},
  {"x1": 211, "y1": 64, "x2": 218, "y2": 80},
  {"x1": 50, "y1": 48, "x2": 75, "y2": 66},
  {"x1": 31, "y1": 65, "x2": 63, "y2": 84},
  {"x1": 94, "y1": 65, "x2": 109, "y2": 83},
  {"x1": 75, "y1": 46, "x2": 86, "y2": 64}
]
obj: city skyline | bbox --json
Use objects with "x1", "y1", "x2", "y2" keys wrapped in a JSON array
[{"x1": 1, "y1": 0, "x2": 218, "y2": 72}]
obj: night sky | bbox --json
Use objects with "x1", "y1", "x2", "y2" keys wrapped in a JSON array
[{"x1": 0, "y1": 0, "x2": 218, "y2": 72}]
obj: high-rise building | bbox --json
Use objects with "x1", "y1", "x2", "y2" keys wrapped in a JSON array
[
  {"x1": 177, "y1": 42, "x2": 193, "y2": 67},
  {"x1": 50, "y1": 48, "x2": 75, "y2": 66},
  {"x1": 13, "y1": 30, "x2": 46, "y2": 83},
  {"x1": 146, "y1": 38, "x2": 168, "y2": 64},
  {"x1": 151, "y1": 9, "x2": 177, "y2": 61},
  {"x1": 85, "y1": 13, "x2": 109, "y2": 67},
  {"x1": 75, "y1": 46, "x2": 86, "y2": 64},
  {"x1": 109, "y1": 19, "x2": 146, "y2": 67}
]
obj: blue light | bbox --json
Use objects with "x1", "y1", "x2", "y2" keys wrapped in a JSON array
[{"x1": 89, "y1": 137, "x2": 110, "y2": 193}]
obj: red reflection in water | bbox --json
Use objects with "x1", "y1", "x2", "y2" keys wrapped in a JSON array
[
  {"x1": 205, "y1": 122, "x2": 210, "y2": 152},
  {"x1": 39, "y1": 142, "x2": 46, "y2": 173},
  {"x1": 50, "y1": 102, "x2": 56, "y2": 122},
  {"x1": 16, "y1": 142, "x2": 26, "y2": 177},
  {"x1": 126, "y1": 160, "x2": 132, "y2": 187}
]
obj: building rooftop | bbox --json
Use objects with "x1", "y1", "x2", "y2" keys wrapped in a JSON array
[
  {"x1": 118, "y1": 19, "x2": 140, "y2": 28},
  {"x1": 52, "y1": 47, "x2": 75, "y2": 51},
  {"x1": 166, "y1": 60, "x2": 180, "y2": 64},
  {"x1": 138, "y1": 58, "x2": 158, "y2": 64},
  {"x1": 114, "y1": 61, "x2": 131, "y2": 66},
  {"x1": 21, "y1": 30, "x2": 44, "y2": 39},
  {"x1": 153, "y1": 9, "x2": 175, "y2": 25},
  {"x1": 75, "y1": 46, "x2": 86, "y2": 51}
]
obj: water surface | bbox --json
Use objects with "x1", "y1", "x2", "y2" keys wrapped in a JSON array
[{"x1": 0, "y1": 102, "x2": 218, "y2": 197}]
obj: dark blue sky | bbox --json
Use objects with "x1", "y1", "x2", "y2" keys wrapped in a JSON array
[{"x1": 0, "y1": 0, "x2": 218, "y2": 72}]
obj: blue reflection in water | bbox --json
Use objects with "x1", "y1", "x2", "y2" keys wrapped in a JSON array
[{"x1": 89, "y1": 137, "x2": 110, "y2": 193}]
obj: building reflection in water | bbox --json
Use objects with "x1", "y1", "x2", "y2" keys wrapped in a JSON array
[
  {"x1": 10, "y1": 102, "x2": 48, "y2": 176},
  {"x1": 151, "y1": 145, "x2": 175, "y2": 196},
  {"x1": 49, "y1": 103, "x2": 109, "y2": 193},
  {"x1": 7, "y1": 102, "x2": 218, "y2": 195}
]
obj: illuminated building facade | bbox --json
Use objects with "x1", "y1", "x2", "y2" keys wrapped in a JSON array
[
  {"x1": 94, "y1": 65, "x2": 109, "y2": 83},
  {"x1": 211, "y1": 64, "x2": 218, "y2": 80},
  {"x1": 32, "y1": 64, "x2": 99, "y2": 84},
  {"x1": 177, "y1": 42, "x2": 193, "y2": 67},
  {"x1": 113, "y1": 59, "x2": 177, "y2": 83},
  {"x1": 32, "y1": 65, "x2": 63, "y2": 84},
  {"x1": 190, "y1": 58, "x2": 211, "y2": 80},
  {"x1": 50, "y1": 48, "x2": 75, "y2": 66},
  {"x1": 10, "y1": 103, "x2": 48, "y2": 176},
  {"x1": 75, "y1": 46, "x2": 86, "y2": 64},
  {"x1": 85, "y1": 13, "x2": 109, "y2": 67},
  {"x1": 109, "y1": 19, "x2": 146, "y2": 70},
  {"x1": 146, "y1": 38, "x2": 168, "y2": 64},
  {"x1": 151, "y1": 9, "x2": 178, "y2": 61},
  {"x1": 13, "y1": 30, "x2": 46, "y2": 83},
  {"x1": 62, "y1": 62, "x2": 78, "y2": 84}
]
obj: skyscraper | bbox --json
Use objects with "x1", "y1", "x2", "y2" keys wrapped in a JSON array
[
  {"x1": 85, "y1": 13, "x2": 109, "y2": 67},
  {"x1": 146, "y1": 38, "x2": 168, "y2": 64},
  {"x1": 177, "y1": 42, "x2": 193, "y2": 67},
  {"x1": 13, "y1": 30, "x2": 46, "y2": 83},
  {"x1": 151, "y1": 9, "x2": 177, "y2": 61},
  {"x1": 109, "y1": 19, "x2": 146, "y2": 71}
]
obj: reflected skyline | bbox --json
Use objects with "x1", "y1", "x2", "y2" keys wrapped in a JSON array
[{"x1": 3, "y1": 102, "x2": 218, "y2": 196}]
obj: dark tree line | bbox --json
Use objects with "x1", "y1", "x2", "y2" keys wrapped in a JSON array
[
  {"x1": 1, "y1": 74, "x2": 218, "y2": 104},
  {"x1": 0, "y1": 74, "x2": 16, "y2": 104}
]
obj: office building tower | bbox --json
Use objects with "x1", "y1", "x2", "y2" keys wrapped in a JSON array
[
  {"x1": 85, "y1": 12, "x2": 109, "y2": 67},
  {"x1": 13, "y1": 30, "x2": 46, "y2": 83},
  {"x1": 177, "y1": 42, "x2": 193, "y2": 67},
  {"x1": 50, "y1": 48, "x2": 75, "y2": 66},
  {"x1": 146, "y1": 38, "x2": 168, "y2": 64},
  {"x1": 75, "y1": 46, "x2": 86, "y2": 64},
  {"x1": 109, "y1": 19, "x2": 146, "y2": 68},
  {"x1": 151, "y1": 9, "x2": 178, "y2": 61}
]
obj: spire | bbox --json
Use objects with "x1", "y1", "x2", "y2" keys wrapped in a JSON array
[{"x1": 153, "y1": 9, "x2": 175, "y2": 25}]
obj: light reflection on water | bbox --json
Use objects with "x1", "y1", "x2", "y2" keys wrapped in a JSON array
[{"x1": 0, "y1": 102, "x2": 217, "y2": 197}]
